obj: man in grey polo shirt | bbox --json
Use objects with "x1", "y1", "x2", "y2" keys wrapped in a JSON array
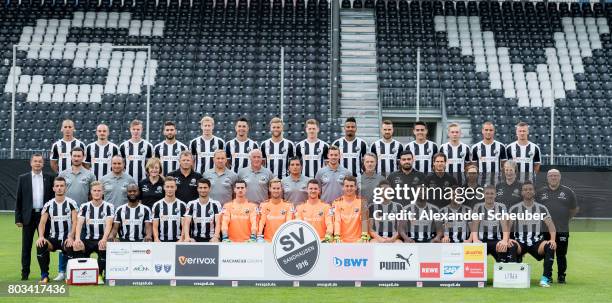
[
  {"x1": 99, "y1": 155, "x2": 136, "y2": 208},
  {"x1": 203, "y1": 150, "x2": 238, "y2": 205},
  {"x1": 59, "y1": 147, "x2": 96, "y2": 206},
  {"x1": 237, "y1": 149, "x2": 273, "y2": 204},
  {"x1": 357, "y1": 153, "x2": 386, "y2": 205},
  {"x1": 282, "y1": 157, "x2": 309, "y2": 205},
  {"x1": 316, "y1": 146, "x2": 351, "y2": 204}
]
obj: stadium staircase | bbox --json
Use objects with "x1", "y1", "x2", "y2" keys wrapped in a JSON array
[{"x1": 339, "y1": 9, "x2": 380, "y2": 143}]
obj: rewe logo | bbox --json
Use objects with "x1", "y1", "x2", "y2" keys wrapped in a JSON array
[
  {"x1": 334, "y1": 257, "x2": 368, "y2": 267},
  {"x1": 178, "y1": 256, "x2": 216, "y2": 266}
]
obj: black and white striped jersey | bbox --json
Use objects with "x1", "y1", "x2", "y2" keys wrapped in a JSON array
[
  {"x1": 42, "y1": 197, "x2": 78, "y2": 240},
  {"x1": 369, "y1": 139, "x2": 404, "y2": 177},
  {"x1": 51, "y1": 138, "x2": 86, "y2": 172},
  {"x1": 405, "y1": 140, "x2": 438, "y2": 174},
  {"x1": 403, "y1": 203, "x2": 440, "y2": 242},
  {"x1": 185, "y1": 199, "x2": 221, "y2": 239},
  {"x1": 295, "y1": 139, "x2": 329, "y2": 178},
  {"x1": 472, "y1": 202, "x2": 507, "y2": 242},
  {"x1": 85, "y1": 142, "x2": 120, "y2": 180},
  {"x1": 332, "y1": 137, "x2": 368, "y2": 177},
  {"x1": 471, "y1": 140, "x2": 507, "y2": 186},
  {"x1": 439, "y1": 142, "x2": 471, "y2": 184},
  {"x1": 225, "y1": 138, "x2": 260, "y2": 174},
  {"x1": 190, "y1": 136, "x2": 225, "y2": 174},
  {"x1": 367, "y1": 202, "x2": 403, "y2": 237},
  {"x1": 506, "y1": 141, "x2": 541, "y2": 182},
  {"x1": 154, "y1": 140, "x2": 188, "y2": 175},
  {"x1": 152, "y1": 199, "x2": 187, "y2": 241},
  {"x1": 509, "y1": 202, "x2": 550, "y2": 246},
  {"x1": 119, "y1": 139, "x2": 154, "y2": 182},
  {"x1": 114, "y1": 203, "x2": 152, "y2": 242},
  {"x1": 439, "y1": 204, "x2": 472, "y2": 243},
  {"x1": 260, "y1": 138, "x2": 295, "y2": 179},
  {"x1": 78, "y1": 201, "x2": 114, "y2": 240}
]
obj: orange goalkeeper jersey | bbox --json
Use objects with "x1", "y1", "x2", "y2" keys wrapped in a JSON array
[
  {"x1": 221, "y1": 200, "x2": 258, "y2": 242},
  {"x1": 332, "y1": 196, "x2": 363, "y2": 243},
  {"x1": 258, "y1": 199, "x2": 294, "y2": 242},
  {"x1": 295, "y1": 199, "x2": 333, "y2": 239}
]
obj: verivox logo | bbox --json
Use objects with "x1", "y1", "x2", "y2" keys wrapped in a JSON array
[
  {"x1": 175, "y1": 245, "x2": 219, "y2": 277},
  {"x1": 464, "y1": 263, "x2": 485, "y2": 278},
  {"x1": 420, "y1": 263, "x2": 440, "y2": 278},
  {"x1": 334, "y1": 257, "x2": 368, "y2": 267},
  {"x1": 464, "y1": 246, "x2": 484, "y2": 261}
]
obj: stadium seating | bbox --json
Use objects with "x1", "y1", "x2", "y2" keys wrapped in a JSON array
[
  {"x1": 0, "y1": 0, "x2": 334, "y2": 152},
  {"x1": 372, "y1": 0, "x2": 612, "y2": 156}
]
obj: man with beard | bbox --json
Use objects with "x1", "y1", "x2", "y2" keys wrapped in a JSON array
[
  {"x1": 226, "y1": 117, "x2": 259, "y2": 173},
  {"x1": 386, "y1": 150, "x2": 426, "y2": 206},
  {"x1": 154, "y1": 121, "x2": 188, "y2": 175},
  {"x1": 423, "y1": 153, "x2": 458, "y2": 208},
  {"x1": 370, "y1": 120, "x2": 403, "y2": 177},
  {"x1": 109, "y1": 184, "x2": 153, "y2": 242},
  {"x1": 260, "y1": 117, "x2": 295, "y2": 179},
  {"x1": 316, "y1": 146, "x2": 351, "y2": 204},
  {"x1": 85, "y1": 123, "x2": 120, "y2": 180},
  {"x1": 332, "y1": 117, "x2": 368, "y2": 177}
]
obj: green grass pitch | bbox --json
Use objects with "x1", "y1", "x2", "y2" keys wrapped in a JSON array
[{"x1": 0, "y1": 213, "x2": 610, "y2": 303}]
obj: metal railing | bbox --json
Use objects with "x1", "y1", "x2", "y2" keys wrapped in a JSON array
[
  {"x1": 380, "y1": 88, "x2": 444, "y2": 110},
  {"x1": 541, "y1": 155, "x2": 612, "y2": 167}
]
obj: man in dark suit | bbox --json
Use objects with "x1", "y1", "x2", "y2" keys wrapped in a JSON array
[{"x1": 15, "y1": 153, "x2": 54, "y2": 280}]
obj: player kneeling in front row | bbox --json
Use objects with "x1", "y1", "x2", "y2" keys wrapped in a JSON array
[
  {"x1": 367, "y1": 180, "x2": 403, "y2": 243},
  {"x1": 152, "y1": 177, "x2": 187, "y2": 242},
  {"x1": 109, "y1": 184, "x2": 153, "y2": 242},
  {"x1": 221, "y1": 180, "x2": 258, "y2": 242},
  {"x1": 439, "y1": 191, "x2": 473, "y2": 243},
  {"x1": 471, "y1": 186, "x2": 517, "y2": 263},
  {"x1": 295, "y1": 179, "x2": 334, "y2": 242},
  {"x1": 71, "y1": 181, "x2": 114, "y2": 283},
  {"x1": 257, "y1": 179, "x2": 294, "y2": 242},
  {"x1": 399, "y1": 187, "x2": 443, "y2": 243},
  {"x1": 182, "y1": 178, "x2": 222, "y2": 242},
  {"x1": 36, "y1": 177, "x2": 78, "y2": 284},
  {"x1": 332, "y1": 176, "x2": 367, "y2": 243},
  {"x1": 509, "y1": 181, "x2": 557, "y2": 287}
]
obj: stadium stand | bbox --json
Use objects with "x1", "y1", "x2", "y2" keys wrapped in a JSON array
[
  {"x1": 372, "y1": 0, "x2": 612, "y2": 157},
  {"x1": 0, "y1": 0, "x2": 335, "y2": 153}
]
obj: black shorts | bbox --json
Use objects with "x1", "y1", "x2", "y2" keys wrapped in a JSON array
[
  {"x1": 518, "y1": 240, "x2": 545, "y2": 261},
  {"x1": 119, "y1": 238, "x2": 141, "y2": 242},
  {"x1": 46, "y1": 237, "x2": 67, "y2": 252},
  {"x1": 192, "y1": 236, "x2": 212, "y2": 242},
  {"x1": 83, "y1": 239, "x2": 105, "y2": 254}
]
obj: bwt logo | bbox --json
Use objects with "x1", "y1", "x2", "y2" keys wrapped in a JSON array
[
  {"x1": 334, "y1": 257, "x2": 368, "y2": 268},
  {"x1": 177, "y1": 256, "x2": 216, "y2": 266}
]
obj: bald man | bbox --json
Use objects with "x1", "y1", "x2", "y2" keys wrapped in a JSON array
[
  {"x1": 237, "y1": 149, "x2": 274, "y2": 204},
  {"x1": 537, "y1": 169, "x2": 578, "y2": 284},
  {"x1": 86, "y1": 124, "x2": 120, "y2": 180},
  {"x1": 99, "y1": 156, "x2": 137, "y2": 208}
]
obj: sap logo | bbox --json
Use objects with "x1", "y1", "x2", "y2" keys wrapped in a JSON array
[
  {"x1": 443, "y1": 265, "x2": 461, "y2": 276},
  {"x1": 279, "y1": 226, "x2": 306, "y2": 252},
  {"x1": 178, "y1": 256, "x2": 216, "y2": 266},
  {"x1": 334, "y1": 257, "x2": 368, "y2": 267}
]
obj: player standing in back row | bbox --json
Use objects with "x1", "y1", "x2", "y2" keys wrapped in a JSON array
[
  {"x1": 226, "y1": 117, "x2": 259, "y2": 173},
  {"x1": 154, "y1": 121, "x2": 188, "y2": 175},
  {"x1": 439, "y1": 123, "x2": 471, "y2": 185},
  {"x1": 51, "y1": 119, "x2": 86, "y2": 174},
  {"x1": 260, "y1": 117, "x2": 295, "y2": 179},
  {"x1": 405, "y1": 121, "x2": 438, "y2": 174},
  {"x1": 506, "y1": 122, "x2": 541, "y2": 183},
  {"x1": 370, "y1": 120, "x2": 403, "y2": 177},
  {"x1": 119, "y1": 120, "x2": 153, "y2": 182},
  {"x1": 85, "y1": 123, "x2": 119, "y2": 180},
  {"x1": 332, "y1": 117, "x2": 368, "y2": 177},
  {"x1": 471, "y1": 121, "x2": 507, "y2": 186},
  {"x1": 190, "y1": 116, "x2": 225, "y2": 174},
  {"x1": 296, "y1": 119, "x2": 329, "y2": 178}
]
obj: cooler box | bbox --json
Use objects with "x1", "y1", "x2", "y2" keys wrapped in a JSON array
[
  {"x1": 67, "y1": 258, "x2": 99, "y2": 285},
  {"x1": 493, "y1": 263, "x2": 531, "y2": 288}
]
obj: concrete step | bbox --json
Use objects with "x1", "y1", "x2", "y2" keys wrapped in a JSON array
[
  {"x1": 341, "y1": 91, "x2": 379, "y2": 99},
  {"x1": 340, "y1": 10, "x2": 375, "y2": 16},
  {"x1": 341, "y1": 42, "x2": 377, "y2": 49},
  {"x1": 340, "y1": 104, "x2": 379, "y2": 110},
  {"x1": 341, "y1": 50, "x2": 377, "y2": 57},
  {"x1": 341, "y1": 74, "x2": 378, "y2": 81},
  {"x1": 341, "y1": 84, "x2": 378, "y2": 92},
  {"x1": 341, "y1": 109, "x2": 380, "y2": 117},
  {"x1": 341, "y1": 33, "x2": 376, "y2": 42},
  {"x1": 340, "y1": 26, "x2": 375, "y2": 33},
  {"x1": 340, "y1": 57, "x2": 377, "y2": 65},
  {"x1": 341, "y1": 66, "x2": 377, "y2": 73},
  {"x1": 341, "y1": 18, "x2": 375, "y2": 25}
]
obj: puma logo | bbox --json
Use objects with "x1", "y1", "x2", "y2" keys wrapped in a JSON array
[{"x1": 395, "y1": 253, "x2": 413, "y2": 266}]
